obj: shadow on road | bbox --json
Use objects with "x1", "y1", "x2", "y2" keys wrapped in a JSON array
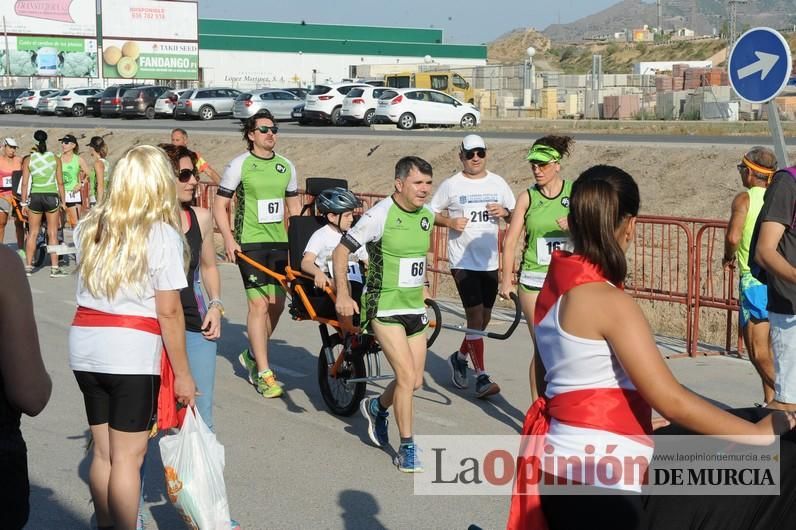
[
  {"x1": 27, "y1": 482, "x2": 86, "y2": 529},
  {"x1": 339, "y1": 489, "x2": 385, "y2": 530}
]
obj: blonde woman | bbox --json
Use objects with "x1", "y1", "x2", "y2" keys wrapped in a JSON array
[{"x1": 68, "y1": 145, "x2": 196, "y2": 530}]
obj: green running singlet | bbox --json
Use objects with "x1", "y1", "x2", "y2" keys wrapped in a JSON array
[{"x1": 519, "y1": 180, "x2": 572, "y2": 289}]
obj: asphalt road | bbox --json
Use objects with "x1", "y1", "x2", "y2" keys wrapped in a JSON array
[
  {"x1": 16, "y1": 227, "x2": 766, "y2": 529},
  {"x1": 3, "y1": 112, "x2": 796, "y2": 146}
]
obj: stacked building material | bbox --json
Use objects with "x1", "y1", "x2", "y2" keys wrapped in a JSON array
[{"x1": 602, "y1": 94, "x2": 641, "y2": 119}]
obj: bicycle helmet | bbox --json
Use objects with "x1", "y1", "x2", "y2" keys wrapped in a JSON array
[{"x1": 315, "y1": 187, "x2": 361, "y2": 215}]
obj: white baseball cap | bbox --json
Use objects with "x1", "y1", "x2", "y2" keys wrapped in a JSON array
[
  {"x1": 461, "y1": 134, "x2": 485, "y2": 151},
  {"x1": 3, "y1": 137, "x2": 18, "y2": 147}
]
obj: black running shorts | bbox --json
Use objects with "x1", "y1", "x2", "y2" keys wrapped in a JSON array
[
  {"x1": 451, "y1": 269, "x2": 499, "y2": 309},
  {"x1": 73, "y1": 371, "x2": 160, "y2": 432}
]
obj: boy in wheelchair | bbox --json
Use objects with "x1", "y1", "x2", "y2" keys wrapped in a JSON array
[{"x1": 299, "y1": 187, "x2": 368, "y2": 329}]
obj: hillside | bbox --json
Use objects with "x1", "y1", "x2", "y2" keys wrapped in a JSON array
[
  {"x1": 488, "y1": 28, "x2": 796, "y2": 74},
  {"x1": 542, "y1": 0, "x2": 796, "y2": 43}
]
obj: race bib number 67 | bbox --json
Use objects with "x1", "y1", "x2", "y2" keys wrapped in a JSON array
[
  {"x1": 257, "y1": 198, "x2": 284, "y2": 223},
  {"x1": 398, "y1": 257, "x2": 425, "y2": 288}
]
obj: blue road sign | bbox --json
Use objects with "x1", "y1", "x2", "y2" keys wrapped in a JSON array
[{"x1": 728, "y1": 27, "x2": 793, "y2": 104}]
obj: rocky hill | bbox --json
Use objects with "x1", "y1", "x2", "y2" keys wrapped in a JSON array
[{"x1": 541, "y1": 0, "x2": 796, "y2": 43}]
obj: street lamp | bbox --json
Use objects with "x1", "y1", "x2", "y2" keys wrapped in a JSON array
[{"x1": 525, "y1": 46, "x2": 536, "y2": 107}]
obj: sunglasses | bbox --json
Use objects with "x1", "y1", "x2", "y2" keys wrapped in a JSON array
[
  {"x1": 178, "y1": 168, "x2": 198, "y2": 182},
  {"x1": 463, "y1": 148, "x2": 486, "y2": 160},
  {"x1": 530, "y1": 160, "x2": 553, "y2": 169},
  {"x1": 256, "y1": 125, "x2": 279, "y2": 134},
  {"x1": 737, "y1": 163, "x2": 748, "y2": 172}
]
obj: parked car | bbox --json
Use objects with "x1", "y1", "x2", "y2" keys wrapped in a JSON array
[
  {"x1": 233, "y1": 89, "x2": 303, "y2": 121},
  {"x1": 302, "y1": 82, "x2": 369, "y2": 125},
  {"x1": 121, "y1": 85, "x2": 171, "y2": 119},
  {"x1": 279, "y1": 87, "x2": 309, "y2": 100},
  {"x1": 15, "y1": 89, "x2": 59, "y2": 113},
  {"x1": 292, "y1": 104, "x2": 304, "y2": 121},
  {"x1": 341, "y1": 86, "x2": 398, "y2": 126},
  {"x1": 100, "y1": 83, "x2": 145, "y2": 117},
  {"x1": 86, "y1": 93, "x2": 102, "y2": 117},
  {"x1": 154, "y1": 88, "x2": 190, "y2": 118},
  {"x1": 36, "y1": 90, "x2": 65, "y2": 114},
  {"x1": 175, "y1": 87, "x2": 240, "y2": 120},
  {"x1": 374, "y1": 88, "x2": 480, "y2": 130},
  {"x1": 54, "y1": 87, "x2": 103, "y2": 117},
  {"x1": 0, "y1": 88, "x2": 28, "y2": 114}
]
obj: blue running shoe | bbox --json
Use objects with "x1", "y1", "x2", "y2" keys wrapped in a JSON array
[
  {"x1": 394, "y1": 442, "x2": 423, "y2": 473},
  {"x1": 360, "y1": 396, "x2": 389, "y2": 447}
]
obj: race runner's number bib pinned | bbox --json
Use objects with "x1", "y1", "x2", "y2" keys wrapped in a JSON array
[
  {"x1": 537, "y1": 237, "x2": 572, "y2": 266},
  {"x1": 1, "y1": 176, "x2": 11, "y2": 189},
  {"x1": 398, "y1": 257, "x2": 425, "y2": 288},
  {"x1": 328, "y1": 260, "x2": 363, "y2": 284},
  {"x1": 257, "y1": 198, "x2": 284, "y2": 223},
  {"x1": 464, "y1": 207, "x2": 492, "y2": 229},
  {"x1": 65, "y1": 189, "x2": 82, "y2": 203}
]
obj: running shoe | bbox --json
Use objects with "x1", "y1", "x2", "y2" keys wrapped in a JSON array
[
  {"x1": 394, "y1": 442, "x2": 423, "y2": 473},
  {"x1": 475, "y1": 374, "x2": 501, "y2": 399},
  {"x1": 16, "y1": 249, "x2": 25, "y2": 262},
  {"x1": 50, "y1": 267, "x2": 69, "y2": 278},
  {"x1": 448, "y1": 352, "x2": 469, "y2": 389},
  {"x1": 256, "y1": 370, "x2": 283, "y2": 398},
  {"x1": 24, "y1": 265, "x2": 33, "y2": 277},
  {"x1": 238, "y1": 349, "x2": 257, "y2": 385},
  {"x1": 360, "y1": 396, "x2": 389, "y2": 447}
]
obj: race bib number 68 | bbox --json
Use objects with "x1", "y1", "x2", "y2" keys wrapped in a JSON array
[{"x1": 398, "y1": 257, "x2": 425, "y2": 288}]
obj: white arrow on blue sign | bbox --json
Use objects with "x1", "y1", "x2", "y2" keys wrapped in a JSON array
[{"x1": 728, "y1": 27, "x2": 792, "y2": 104}]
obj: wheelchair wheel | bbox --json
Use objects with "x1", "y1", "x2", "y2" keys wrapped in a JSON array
[{"x1": 318, "y1": 333, "x2": 366, "y2": 416}]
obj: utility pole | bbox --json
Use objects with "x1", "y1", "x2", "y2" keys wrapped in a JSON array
[
  {"x1": 728, "y1": 1, "x2": 748, "y2": 46},
  {"x1": 657, "y1": 0, "x2": 662, "y2": 32}
]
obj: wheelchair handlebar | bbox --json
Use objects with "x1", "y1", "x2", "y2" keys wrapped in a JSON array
[{"x1": 425, "y1": 298, "x2": 442, "y2": 348}]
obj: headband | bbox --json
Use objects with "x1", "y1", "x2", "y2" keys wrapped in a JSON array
[{"x1": 741, "y1": 156, "x2": 776, "y2": 178}]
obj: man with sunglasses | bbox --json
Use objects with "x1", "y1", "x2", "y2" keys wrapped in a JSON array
[
  {"x1": 214, "y1": 110, "x2": 301, "y2": 399},
  {"x1": 430, "y1": 135, "x2": 514, "y2": 399},
  {"x1": 0, "y1": 138, "x2": 24, "y2": 251},
  {"x1": 723, "y1": 147, "x2": 777, "y2": 406}
]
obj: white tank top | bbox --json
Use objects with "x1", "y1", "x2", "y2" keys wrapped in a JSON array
[{"x1": 535, "y1": 293, "x2": 651, "y2": 492}]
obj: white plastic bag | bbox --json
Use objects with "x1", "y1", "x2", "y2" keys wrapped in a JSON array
[{"x1": 159, "y1": 407, "x2": 231, "y2": 529}]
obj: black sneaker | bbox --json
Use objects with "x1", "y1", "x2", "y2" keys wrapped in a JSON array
[
  {"x1": 448, "y1": 352, "x2": 469, "y2": 389},
  {"x1": 475, "y1": 374, "x2": 500, "y2": 399}
]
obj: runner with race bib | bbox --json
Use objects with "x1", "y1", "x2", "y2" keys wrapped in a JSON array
[
  {"x1": 499, "y1": 135, "x2": 574, "y2": 399},
  {"x1": 333, "y1": 156, "x2": 434, "y2": 473},
  {"x1": 430, "y1": 134, "x2": 515, "y2": 399},
  {"x1": 213, "y1": 109, "x2": 301, "y2": 399},
  {"x1": 58, "y1": 134, "x2": 90, "y2": 228},
  {"x1": 0, "y1": 138, "x2": 24, "y2": 252}
]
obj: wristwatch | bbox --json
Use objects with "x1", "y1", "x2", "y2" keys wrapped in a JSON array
[{"x1": 207, "y1": 298, "x2": 225, "y2": 316}]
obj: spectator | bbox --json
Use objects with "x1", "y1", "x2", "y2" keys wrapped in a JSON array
[{"x1": 171, "y1": 128, "x2": 221, "y2": 184}]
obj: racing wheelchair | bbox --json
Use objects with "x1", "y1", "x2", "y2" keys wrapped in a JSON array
[{"x1": 235, "y1": 177, "x2": 522, "y2": 416}]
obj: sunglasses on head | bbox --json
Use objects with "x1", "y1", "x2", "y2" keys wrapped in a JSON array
[
  {"x1": 463, "y1": 148, "x2": 486, "y2": 160},
  {"x1": 178, "y1": 168, "x2": 197, "y2": 182},
  {"x1": 256, "y1": 125, "x2": 279, "y2": 134}
]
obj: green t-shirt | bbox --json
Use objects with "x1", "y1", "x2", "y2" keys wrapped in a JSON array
[
  {"x1": 219, "y1": 151, "x2": 298, "y2": 245},
  {"x1": 29, "y1": 151, "x2": 58, "y2": 194},
  {"x1": 519, "y1": 179, "x2": 573, "y2": 288},
  {"x1": 342, "y1": 196, "x2": 433, "y2": 323}
]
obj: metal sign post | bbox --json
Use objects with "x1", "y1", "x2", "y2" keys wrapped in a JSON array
[{"x1": 728, "y1": 27, "x2": 792, "y2": 168}]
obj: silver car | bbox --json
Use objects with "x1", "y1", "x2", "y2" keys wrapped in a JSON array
[
  {"x1": 154, "y1": 88, "x2": 190, "y2": 118},
  {"x1": 54, "y1": 87, "x2": 103, "y2": 117},
  {"x1": 37, "y1": 90, "x2": 66, "y2": 114},
  {"x1": 233, "y1": 89, "x2": 303, "y2": 121},
  {"x1": 175, "y1": 87, "x2": 241, "y2": 120},
  {"x1": 17, "y1": 89, "x2": 59, "y2": 113}
]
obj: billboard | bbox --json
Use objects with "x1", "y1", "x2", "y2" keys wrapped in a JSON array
[
  {"x1": 100, "y1": 0, "x2": 198, "y2": 41},
  {"x1": 0, "y1": 36, "x2": 98, "y2": 77},
  {"x1": 0, "y1": 0, "x2": 97, "y2": 37},
  {"x1": 101, "y1": 39, "x2": 197, "y2": 80}
]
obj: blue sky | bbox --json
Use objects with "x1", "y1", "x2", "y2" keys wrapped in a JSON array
[{"x1": 199, "y1": 0, "x2": 622, "y2": 44}]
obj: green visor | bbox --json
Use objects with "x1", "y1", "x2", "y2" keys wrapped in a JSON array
[{"x1": 526, "y1": 144, "x2": 561, "y2": 163}]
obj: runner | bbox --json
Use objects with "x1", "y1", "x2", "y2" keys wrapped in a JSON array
[
  {"x1": 333, "y1": 156, "x2": 434, "y2": 473},
  {"x1": 301, "y1": 187, "x2": 368, "y2": 330},
  {"x1": 430, "y1": 134, "x2": 515, "y2": 398},
  {"x1": 0, "y1": 138, "x2": 24, "y2": 253},
  {"x1": 58, "y1": 134, "x2": 90, "y2": 228},
  {"x1": 213, "y1": 110, "x2": 301, "y2": 398},
  {"x1": 723, "y1": 147, "x2": 777, "y2": 405},
  {"x1": 171, "y1": 128, "x2": 221, "y2": 184},
  {"x1": 86, "y1": 136, "x2": 110, "y2": 205},
  {"x1": 499, "y1": 135, "x2": 574, "y2": 399},
  {"x1": 20, "y1": 130, "x2": 67, "y2": 278}
]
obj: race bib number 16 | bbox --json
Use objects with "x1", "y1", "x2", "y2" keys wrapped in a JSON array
[{"x1": 398, "y1": 257, "x2": 425, "y2": 288}]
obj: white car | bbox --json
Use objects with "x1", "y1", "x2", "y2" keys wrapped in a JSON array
[
  {"x1": 54, "y1": 87, "x2": 103, "y2": 117},
  {"x1": 374, "y1": 88, "x2": 480, "y2": 130},
  {"x1": 36, "y1": 91, "x2": 63, "y2": 114},
  {"x1": 302, "y1": 82, "x2": 369, "y2": 125},
  {"x1": 16, "y1": 89, "x2": 59, "y2": 113},
  {"x1": 341, "y1": 86, "x2": 398, "y2": 126},
  {"x1": 154, "y1": 88, "x2": 190, "y2": 118}
]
